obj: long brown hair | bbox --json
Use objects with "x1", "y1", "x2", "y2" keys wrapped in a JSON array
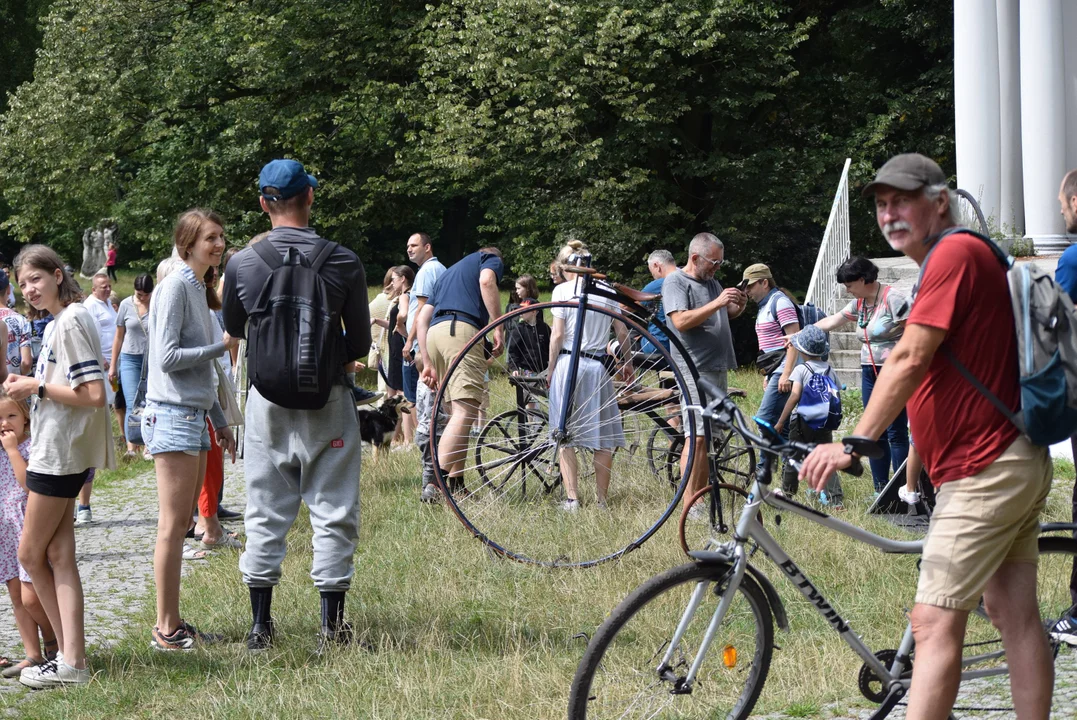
[
  {"x1": 173, "y1": 208, "x2": 223, "y2": 310},
  {"x1": 390, "y1": 265, "x2": 415, "y2": 301},
  {"x1": 12, "y1": 245, "x2": 84, "y2": 320}
]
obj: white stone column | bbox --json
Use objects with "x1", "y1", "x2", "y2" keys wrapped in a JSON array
[
  {"x1": 1063, "y1": 1, "x2": 1077, "y2": 194},
  {"x1": 955, "y1": 0, "x2": 1001, "y2": 231},
  {"x1": 1019, "y1": 0, "x2": 1068, "y2": 251},
  {"x1": 996, "y1": 0, "x2": 1023, "y2": 235}
]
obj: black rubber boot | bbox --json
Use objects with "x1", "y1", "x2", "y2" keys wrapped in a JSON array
[
  {"x1": 246, "y1": 586, "x2": 275, "y2": 651},
  {"x1": 317, "y1": 591, "x2": 352, "y2": 652}
]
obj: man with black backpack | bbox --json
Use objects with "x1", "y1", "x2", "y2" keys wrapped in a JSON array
[
  {"x1": 222, "y1": 159, "x2": 371, "y2": 652},
  {"x1": 800, "y1": 153, "x2": 1054, "y2": 720}
]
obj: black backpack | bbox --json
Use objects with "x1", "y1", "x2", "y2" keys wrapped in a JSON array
[{"x1": 247, "y1": 238, "x2": 340, "y2": 410}]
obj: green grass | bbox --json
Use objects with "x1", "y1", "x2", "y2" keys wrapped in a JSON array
[{"x1": 6, "y1": 369, "x2": 1075, "y2": 719}]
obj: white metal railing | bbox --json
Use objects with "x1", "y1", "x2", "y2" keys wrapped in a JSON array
[{"x1": 804, "y1": 158, "x2": 852, "y2": 315}]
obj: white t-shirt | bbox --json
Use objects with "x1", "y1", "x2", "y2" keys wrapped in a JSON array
[
  {"x1": 550, "y1": 280, "x2": 618, "y2": 354},
  {"x1": 82, "y1": 294, "x2": 118, "y2": 364},
  {"x1": 30, "y1": 304, "x2": 115, "y2": 475}
]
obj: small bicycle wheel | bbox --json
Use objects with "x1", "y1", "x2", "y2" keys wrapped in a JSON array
[
  {"x1": 678, "y1": 483, "x2": 754, "y2": 554},
  {"x1": 430, "y1": 301, "x2": 698, "y2": 567},
  {"x1": 646, "y1": 424, "x2": 683, "y2": 490},
  {"x1": 712, "y1": 426, "x2": 757, "y2": 491},
  {"x1": 568, "y1": 561, "x2": 773, "y2": 719}
]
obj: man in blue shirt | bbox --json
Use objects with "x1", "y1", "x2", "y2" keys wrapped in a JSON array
[
  {"x1": 416, "y1": 248, "x2": 505, "y2": 494},
  {"x1": 1056, "y1": 170, "x2": 1077, "y2": 303},
  {"x1": 1054, "y1": 169, "x2": 1077, "y2": 645},
  {"x1": 639, "y1": 249, "x2": 676, "y2": 354}
]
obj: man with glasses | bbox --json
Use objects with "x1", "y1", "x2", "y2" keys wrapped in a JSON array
[{"x1": 663, "y1": 232, "x2": 746, "y2": 515}]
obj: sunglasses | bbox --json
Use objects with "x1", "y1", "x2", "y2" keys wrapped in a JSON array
[{"x1": 697, "y1": 255, "x2": 723, "y2": 269}]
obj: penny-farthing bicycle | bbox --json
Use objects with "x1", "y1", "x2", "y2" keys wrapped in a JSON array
[{"x1": 429, "y1": 254, "x2": 755, "y2": 567}]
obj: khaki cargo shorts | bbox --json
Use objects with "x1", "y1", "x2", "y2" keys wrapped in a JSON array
[
  {"x1": 915, "y1": 435, "x2": 1052, "y2": 611},
  {"x1": 427, "y1": 321, "x2": 486, "y2": 404}
]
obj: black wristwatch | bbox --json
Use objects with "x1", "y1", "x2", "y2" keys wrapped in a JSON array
[{"x1": 37, "y1": 381, "x2": 45, "y2": 399}]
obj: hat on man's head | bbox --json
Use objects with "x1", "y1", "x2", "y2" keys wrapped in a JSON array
[
  {"x1": 742, "y1": 264, "x2": 773, "y2": 283},
  {"x1": 792, "y1": 325, "x2": 829, "y2": 358},
  {"x1": 861, "y1": 153, "x2": 947, "y2": 198},
  {"x1": 259, "y1": 159, "x2": 318, "y2": 201}
]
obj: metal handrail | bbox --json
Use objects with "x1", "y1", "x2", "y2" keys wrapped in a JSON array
[{"x1": 804, "y1": 158, "x2": 852, "y2": 315}]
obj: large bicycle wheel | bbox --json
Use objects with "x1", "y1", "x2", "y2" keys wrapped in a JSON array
[
  {"x1": 678, "y1": 483, "x2": 755, "y2": 554},
  {"x1": 430, "y1": 301, "x2": 698, "y2": 567},
  {"x1": 568, "y1": 561, "x2": 773, "y2": 719}
]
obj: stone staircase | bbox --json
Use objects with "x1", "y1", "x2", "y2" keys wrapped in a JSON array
[{"x1": 826, "y1": 256, "x2": 920, "y2": 391}]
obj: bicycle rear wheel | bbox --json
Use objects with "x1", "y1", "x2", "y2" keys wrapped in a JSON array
[
  {"x1": 430, "y1": 302, "x2": 698, "y2": 567},
  {"x1": 944, "y1": 534, "x2": 1077, "y2": 717},
  {"x1": 568, "y1": 561, "x2": 773, "y2": 719}
]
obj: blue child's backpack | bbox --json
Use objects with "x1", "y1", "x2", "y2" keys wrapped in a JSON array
[{"x1": 799, "y1": 368, "x2": 843, "y2": 431}]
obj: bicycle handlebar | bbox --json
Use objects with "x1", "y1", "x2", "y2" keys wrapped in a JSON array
[{"x1": 690, "y1": 375, "x2": 865, "y2": 481}]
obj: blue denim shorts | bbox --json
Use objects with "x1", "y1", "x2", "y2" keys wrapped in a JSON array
[{"x1": 142, "y1": 401, "x2": 211, "y2": 456}]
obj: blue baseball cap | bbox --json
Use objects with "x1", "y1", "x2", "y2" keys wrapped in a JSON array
[{"x1": 259, "y1": 159, "x2": 318, "y2": 201}]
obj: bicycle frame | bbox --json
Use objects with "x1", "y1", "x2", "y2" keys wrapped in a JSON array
[{"x1": 670, "y1": 403, "x2": 1015, "y2": 704}]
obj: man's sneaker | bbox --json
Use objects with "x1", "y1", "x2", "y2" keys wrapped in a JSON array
[
  {"x1": 561, "y1": 499, "x2": 579, "y2": 514},
  {"x1": 246, "y1": 620, "x2": 275, "y2": 652},
  {"x1": 685, "y1": 504, "x2": 707, "y2": 523},
  {"x1": 216, "y1": 506, "x2": 242, "y2": 521},
  {"x1": 594, "y1": 499, "x2": 609, "y2": 512},
  {"x1": 75, "y1": 506, "x2": 92, "y2": 525},
  {"x1": 20, "y1": 660, "x2": 90, "y2": 688},
  {"x1": 1050, "y1": 615, "x2": 1077, "y2": 646},
  {"x1": 420, "y1": 483, "x2": 441, "y2": 504},
  {"x1": 898, "y1": 487, "x2": 921, "y2": 505},
  {"x1": 151, "y1": 620, "x2": 223, "y2": 651},
  {"x1": 351, "y1": 387, "x2": 383, "y2": 407}
]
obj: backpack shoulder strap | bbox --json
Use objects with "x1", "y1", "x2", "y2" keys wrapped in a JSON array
[
  {"x1": 252, "y1": 239, "x2": 284, "y2": 270},
  {"x1": 943, "y1": 347, "x2": 1024, "y2": 432},
  {"x1": 309, "y1": 239, "x2": 338, "y2": 273},
  {"x1": 911, "y1": 227, "x2": 994, "y2": 301}
]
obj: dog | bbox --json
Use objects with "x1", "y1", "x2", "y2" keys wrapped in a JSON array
[{"x1": 357, "y1": 395, "x2": 412, "y2": 459}]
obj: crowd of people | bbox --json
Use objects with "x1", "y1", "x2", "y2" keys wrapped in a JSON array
[{"x1": 0, "y1": 151, "x2": 1070, "y2": 720}]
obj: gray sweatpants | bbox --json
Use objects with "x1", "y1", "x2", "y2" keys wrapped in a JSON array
[
  {"x1": 414, "y1": 381, "x2": 447, "y2": 487},
  {"x1": 239, "y1": 385, "x2": 361, "y2": 591}
]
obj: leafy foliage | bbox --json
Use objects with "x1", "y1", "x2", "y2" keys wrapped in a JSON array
[{"x1": 0, "y1": 0, "x2": 953, "y2": 308}]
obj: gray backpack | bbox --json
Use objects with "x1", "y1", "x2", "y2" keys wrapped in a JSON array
[{"x1": 914, "y1": 228, "x2": 1077, "y2": 446}]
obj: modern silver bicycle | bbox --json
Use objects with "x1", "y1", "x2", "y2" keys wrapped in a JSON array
[{"x1": 568, "y1": 378, "x2": 1077, "y2": 719}]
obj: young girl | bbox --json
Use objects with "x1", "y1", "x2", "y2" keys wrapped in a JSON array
[
  {"x1": 0, "y1": 390, "x2": 58, "y2": 678},
  {"x1": 6, "y1": 245, "x2": 114, "y2": 688},
  {"x1": 144, "y1": 209, "x2": 235, "y2": 651}
]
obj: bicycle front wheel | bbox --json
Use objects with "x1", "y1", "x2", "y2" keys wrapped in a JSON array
[
  {"x1": 431, "y1": 302, "x2": 697, "y2": 567},
  {"x1": 568, "y1": 561, "x2": 773, "y2": 719}
]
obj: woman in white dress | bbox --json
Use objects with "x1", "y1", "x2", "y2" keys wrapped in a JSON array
[{"x1": 546, "y1": 240, "x2": 629, "y2": 512}]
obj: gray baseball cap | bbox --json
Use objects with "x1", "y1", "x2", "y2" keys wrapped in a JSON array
[{"x1": 861, "y1": 153, "x2": 947, "y2": 198}]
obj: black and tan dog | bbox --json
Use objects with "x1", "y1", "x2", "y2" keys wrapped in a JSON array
[{"x1": 357, "y1": 395, "x2": 412, "y2": 459}]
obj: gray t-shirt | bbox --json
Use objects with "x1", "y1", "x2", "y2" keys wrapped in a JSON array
[
  {"x1": 115, "y1": 296, "x2": 148, "y2": 355},
  {"x1": 662, "y1": 269, "x2": 737, "y2": 373}
]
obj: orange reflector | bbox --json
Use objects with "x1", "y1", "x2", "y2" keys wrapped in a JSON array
[{"x1": 722, "y1": 645, "x2": 737, "y2": 668}]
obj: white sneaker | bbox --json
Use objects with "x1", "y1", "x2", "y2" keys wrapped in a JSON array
[
  {"x1": 20, "y1": 660, "x2": 90, "y2": 688},
  {"x1": 897, "y1": 487, "x2": 921, "y2": 505},
  {"x1": 560, "y1": 499, "x2": 579, "y2": 514},
  {"x1": 594, "y1": 500, "x2": 609, "y2": 512},
  {"x1": 686, "y1": 504, "x2": 707, "y2": 522},
  {"x1": 75, "y1": 507, "x2": 92, "y2": 525}
]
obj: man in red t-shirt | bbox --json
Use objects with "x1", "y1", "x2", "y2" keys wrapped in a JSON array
[{"x1": 801, "y1": 153, "x2": 1053, "y2": 720}]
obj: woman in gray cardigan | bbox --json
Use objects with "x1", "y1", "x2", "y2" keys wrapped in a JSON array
[{"x1": 143, "y1": 209, "x2": 237, "y2": 651}]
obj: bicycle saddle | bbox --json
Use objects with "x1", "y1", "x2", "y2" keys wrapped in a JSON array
[{"x1": 611, "y1": 282, "x2": 660, "y2": 303}]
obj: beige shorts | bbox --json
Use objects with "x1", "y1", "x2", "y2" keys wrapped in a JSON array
[
  {"x1": 680, "y1": 370, "x2": 728, "y2": 434},
  {"x1": 427, "y1": 321, "x2": 486, "y2": 404},
  {"x1": 915, "y1": 435, "x2": 1052, "y2": 611}
]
